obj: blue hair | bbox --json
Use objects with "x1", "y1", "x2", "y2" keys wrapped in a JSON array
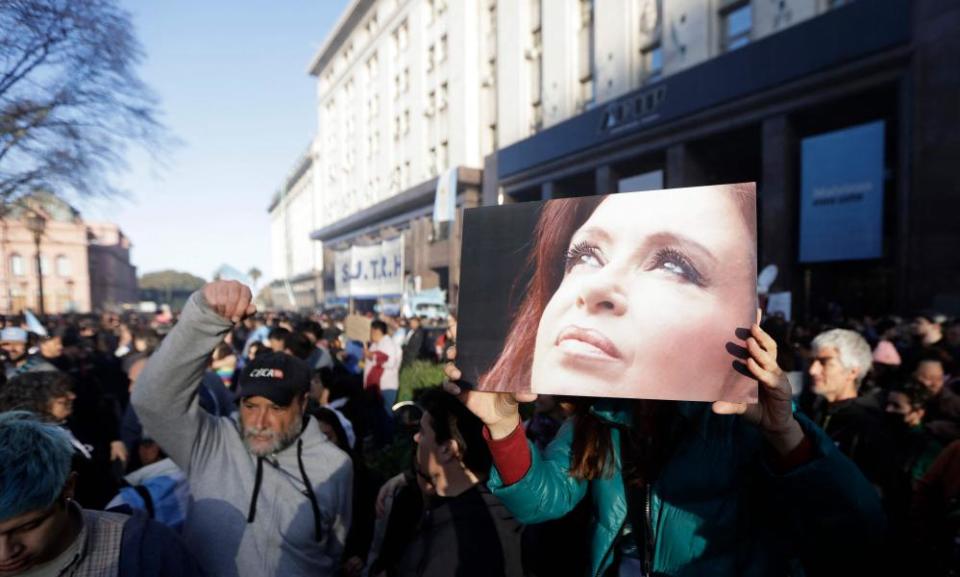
[{"x1": 0, "y1": 411, "x2": 75, "y2": 522}]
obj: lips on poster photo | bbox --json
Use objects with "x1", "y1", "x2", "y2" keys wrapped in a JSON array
[{"x1": 456, "y1": 183, "x2": 758, "y2": 404}]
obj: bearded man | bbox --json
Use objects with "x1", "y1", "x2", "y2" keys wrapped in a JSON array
[{"x1": 131, "y1": 281, "x2": 352, "y2": 577}]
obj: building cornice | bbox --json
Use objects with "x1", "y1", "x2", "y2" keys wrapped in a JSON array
[
  {"x1": 310, "y1": 167, "x2": 481, "y2": 244},
  {"x1": 307, "y1": 0, "x2": 377, "y2": 77},
  {"x1": 268, "y1": 146, "x2": 314, "y2": 213}
]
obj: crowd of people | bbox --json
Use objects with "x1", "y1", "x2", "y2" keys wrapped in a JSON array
[{"x1": 0, "y1": 280, "x2": 958, "y2": 576}]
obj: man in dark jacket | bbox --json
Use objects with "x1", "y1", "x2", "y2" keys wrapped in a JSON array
[
  {"x1": 371, "y1": 388, "x2": 522, "y2": 577},
  {"x1": 807, "y1": 328, "x2": 890, "y2": 485},
  {"x1": 401, "y1": 317, "x2": 426, "y2": 367},
  {"x1": 0, "y1": 411, "x2": 202, "y2": 576},
  {"x1": 914, "y1": 358, "x2": 960, "y2": 442}
]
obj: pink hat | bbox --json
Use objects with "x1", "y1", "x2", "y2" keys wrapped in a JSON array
[{"x1": 872, "y1": 340, "x2": 901, "y2": 366}]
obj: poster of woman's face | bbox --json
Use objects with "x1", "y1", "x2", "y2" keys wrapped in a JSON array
[{"x1": 456, "y1": 183, "x2": 759, "y2": 403}]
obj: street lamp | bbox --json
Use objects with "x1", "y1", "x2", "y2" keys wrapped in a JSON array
[{"x1": 24, "y1": 211, "x2": 46, "y2": 315}]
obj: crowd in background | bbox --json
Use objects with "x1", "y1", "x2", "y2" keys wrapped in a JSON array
[{"x1": 0, "y1": 292, "x2": 959, "y2": 576}]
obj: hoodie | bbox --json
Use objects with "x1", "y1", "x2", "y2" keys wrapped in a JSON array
[{"x1": 132, "y1": 291, "x2": 352, "y2": 577}]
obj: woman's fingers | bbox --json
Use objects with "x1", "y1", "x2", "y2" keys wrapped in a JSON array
[
  {"x1": 746, "y1": 335, "x2": 780, "y2": 375},
  {"x1": 746, "y1": 357, "x2": 778, "y2": 388},
  {"x1": 441, "y1": 380, "x2": 462, "y2": 396},
  {"x1": 745, "y1": 337, "x2": 772, "y2": 368},
  {"x1": 443, "y1": 363, "x2": 462, "y2": 381},
  {"x1": 442, "y1": 363, "x2": 463, "y2": 395},
  {"x1": 712, "y1": 401, "x2": 747, "y2": 415},
  {"x1": 751, "y1": 323, "x2": 778, "y2": 354}
]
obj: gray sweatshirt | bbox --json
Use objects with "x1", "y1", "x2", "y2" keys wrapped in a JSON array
[{"x1": 131, "y1": 291, "x2": 352, "y2": 577}]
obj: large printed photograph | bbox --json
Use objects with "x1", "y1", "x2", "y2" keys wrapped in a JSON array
[{"x1": 457, "y1": 183, "x2": 759, "y2": 403}]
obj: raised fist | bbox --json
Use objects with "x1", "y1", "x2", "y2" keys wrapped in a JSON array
[{"x1": 201, "y1": 281, "x2": 256, "y2": 323}]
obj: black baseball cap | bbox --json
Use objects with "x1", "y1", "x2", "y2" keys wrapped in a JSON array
[{"x1": 237, "y1": 352, "x2": 311, "y2": 406}]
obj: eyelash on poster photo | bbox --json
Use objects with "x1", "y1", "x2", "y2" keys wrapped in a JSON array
[{"x1": 564, "y1": 241, "x2": 708, "y2": 288}]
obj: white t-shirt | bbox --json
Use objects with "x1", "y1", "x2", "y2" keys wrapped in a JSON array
[{"x1": 364, "y1": 336, "x2": 402, "y2": 391}]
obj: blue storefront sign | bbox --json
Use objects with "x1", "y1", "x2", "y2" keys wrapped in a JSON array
[{"x1": 799, "y1": 120, "x2": 885, "y2": 263}]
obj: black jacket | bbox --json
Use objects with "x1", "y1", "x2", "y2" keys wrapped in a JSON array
[
  {"x1": 375, "y1": 483, "x2": 523, "y2": 577},
  {"x1": 116, "y1": 508, "x2": 206, "y2": 576},
  {"x1": 809, "y1": 393, "x2": 891, "y2": 485}
]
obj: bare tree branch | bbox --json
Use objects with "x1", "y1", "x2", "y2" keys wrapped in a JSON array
[{"x1": 0, "y1": 0, "x2": 168, "y2": 204}]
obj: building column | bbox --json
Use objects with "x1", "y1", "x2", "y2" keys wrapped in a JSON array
[
  {"x1": 541, "y1": 181, "x2": 555, "y2": 201},
  {"x1": 665, "y1": 143, "x2": 706, "y2": 188},
  {"x1": 595, "y1": 164, "x2": 618, "y2": 196},
  {"x1": 907, "y1": 0, "x2": 960, "y2": 311},
  {"x1": 760, "y1": 115, "x2": 798, "y2": 300},
  {"x1": 481, "y1": 153, "x2": 499, "y2": 206}
]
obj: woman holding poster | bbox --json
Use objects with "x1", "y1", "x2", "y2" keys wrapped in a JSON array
[{"x1": 443, "y1": 184, "x2": 885, "y2": 576}]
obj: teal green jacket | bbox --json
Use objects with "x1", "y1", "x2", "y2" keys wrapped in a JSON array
[{"x1": 488, "y1": 401, "x2": 885, "y2": 577}]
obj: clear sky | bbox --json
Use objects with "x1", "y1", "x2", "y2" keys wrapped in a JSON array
[{"x1": 83, "y1": 0, "x2": 350, "y2": 283}]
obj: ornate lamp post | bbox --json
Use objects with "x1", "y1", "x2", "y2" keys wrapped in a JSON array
[{"x1": 24, "y1": 211, "x2": 46, "y2": 315}]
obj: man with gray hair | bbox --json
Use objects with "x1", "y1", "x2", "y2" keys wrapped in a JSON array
[{"x1": 807, "y1": 328, "x2": 889, "y2": 485}]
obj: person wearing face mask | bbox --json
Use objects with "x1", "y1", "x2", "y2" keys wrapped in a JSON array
[
  {"x1": 914, "y1": 358, "x2": 960, "y2": 444},
  {"x1": 881, "y1": 381, "x2": 943, "y2": 545}
]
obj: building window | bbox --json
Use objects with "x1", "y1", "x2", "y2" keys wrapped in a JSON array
[
  {"x1": 39, "y1": 256, "x2": 49, "y2": 276},
  {"x1": 56, "y1": 255, "x2": 70, "y2": 277},
  {"x1": 391, "y1": 166, "x2": 401, "y2": 191},
  {"x1": 10, "y1": 254, "x2": 23, "y2": 277},
  {"x1": 528, "y1": 0, "x2": 543, "y2": 132},
  {"x1": 427, "y1": 44, "x2": 435, "y2": 72},
  {"x1": 438, "y1": 81, "x2": 448, "y2": 111},
  {"x1": 394, "y1": 20, "x2": 409, "y2": 51},
  {"x1": 483, "y1": 0, "x2": 499, "y2": 153},
  {"x1": 722, "y1": 3, "x2": 752, "y2": 52},
  {"x1": 394, "y1": 68, "x2": 409, "y2": 95},
  {"x1": 577, "y1": 0, "x2": 595, "y2": 110},
  {"x1": 642, "y1": 43, "x2": 662, "y2": 82},
  {"x1": 366, "y1": 53, "x2": 379, "y2": 79},
  {"x1": 438, "y1": 34, "x2": 448, "y2": 63},
  {"x1": 428, "y1": 146, "x2": 438, "y2": 176},
  {"x1": 439, "y1": 139, "x2": 449, "y2": 170},
  {"x1": 426, "y1": 0, "x2": 448, "y2": 23},
  {"x1": 402, "y1": 160, "x2": 411, "y2": 187},
  {"x1": 403, "y1": 109, "x2": 410, "y2": 134},
  {"x1": 366, "y1": 12, "x2": 379, "y2": 35},
  {"x1": 426, "y1": 90, "x2": 436, "y2": 116}
]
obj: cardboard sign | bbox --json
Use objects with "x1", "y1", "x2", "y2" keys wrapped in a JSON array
[
  {"x1": 344, "y1": 314, "x2": 372, "y2": 344},
  {"x1": 457, "y1": 183, "x2": 759, "y2": 403}
]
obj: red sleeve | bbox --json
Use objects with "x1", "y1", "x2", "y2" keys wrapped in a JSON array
[
  {"x1": 483, "y1": 423, "x2": 532, "y2": 486},
  {"x1": 769, "y1": 434, "x2": 816, "y2": 474},
  {"x1": 372, "y1": 350, "x2": 389, "y2": 366}
]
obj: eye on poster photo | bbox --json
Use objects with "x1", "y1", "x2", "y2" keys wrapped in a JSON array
[{"x1": 457, "y1": 183, "x2": 759, "y2": 403}]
